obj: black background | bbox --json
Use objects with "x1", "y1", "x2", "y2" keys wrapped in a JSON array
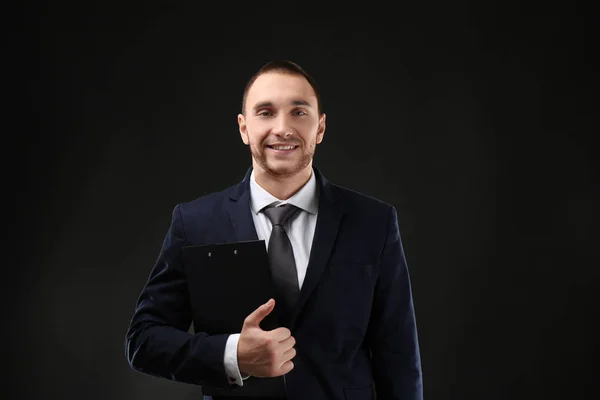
[{"x1": 17, "y1": 2, "x2": 597, "y2": 399}]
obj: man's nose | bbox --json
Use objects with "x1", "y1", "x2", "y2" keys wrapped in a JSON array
[{"x1": 273, "y1": 115, "x2": 294, "y2": 136}]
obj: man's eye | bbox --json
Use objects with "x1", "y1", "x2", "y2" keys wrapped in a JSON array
[
  {"x1": 293, "y1": 110, "x2": 307, "y2": 116},
  {"x1": 258, "y1": 111, "x2": 273, "y2": 117}
]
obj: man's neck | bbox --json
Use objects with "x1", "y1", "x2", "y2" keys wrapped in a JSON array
[{"x1": 253, "y1": 163, "x2": 313, "y2": 200}]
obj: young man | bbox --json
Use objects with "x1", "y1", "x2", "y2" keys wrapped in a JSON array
[{"x1": 125, "y1": 60, "x2": 423, "y2": 400}]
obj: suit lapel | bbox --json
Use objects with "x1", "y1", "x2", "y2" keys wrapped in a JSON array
[
  {"x1": 226, "y1": 167, "x2": 260, "y2": 243},
  {"x1": 289, "y1": 172, "x2": 343, "y2": 329},
  {"x1": 225, "y1": 166, "x2": 344, "y2": 329}
]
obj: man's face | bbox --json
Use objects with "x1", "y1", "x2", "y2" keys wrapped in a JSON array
[{"x1": 238, "y1": 72, "x2": 326, "y2": 178}]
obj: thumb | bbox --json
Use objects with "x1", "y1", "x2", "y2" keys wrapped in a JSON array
[{"x1": 244, "y1": 299, "x2": 275, "y2": 327}]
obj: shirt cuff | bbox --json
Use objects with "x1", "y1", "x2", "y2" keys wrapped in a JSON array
[{"x1": 224, "y1": 334, "x2": 250, "y2": 386}]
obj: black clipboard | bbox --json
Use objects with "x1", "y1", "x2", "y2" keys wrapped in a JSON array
[{"x1": 181, "y1": 239, "x2": 286, "y2": 397}]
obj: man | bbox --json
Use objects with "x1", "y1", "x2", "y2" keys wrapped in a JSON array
[{"x1": 125, "y1": 60, "x2": 423, "y2": 400}]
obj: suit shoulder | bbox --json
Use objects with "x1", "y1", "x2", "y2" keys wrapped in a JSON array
[
  {"x1": 175, "y1": 182, "x2": 238, "y2": 215},
  {"x1": 330, "y1": 183, "x2": 395, "y2": 213}
]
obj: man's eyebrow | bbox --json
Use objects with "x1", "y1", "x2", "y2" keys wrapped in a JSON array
[
  {"x1": 252, "y1": 99, "x2": 313, "y2": 111},
  {"x1": 252, "y1": 101, "x2": 274, "y2": 111},
  {"x1": 290, "y1": 99, "x2": 312, "y2": 108}
]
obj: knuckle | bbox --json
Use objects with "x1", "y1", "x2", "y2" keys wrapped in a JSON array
[
  {"x1": 286, "y1": 348, "x2": 296, "y2": 360},
  {"x1": 275, "y1": 327, "x2": 286, "y2": 336}
]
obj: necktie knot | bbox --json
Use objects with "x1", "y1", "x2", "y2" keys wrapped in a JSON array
[{"x1": 263, "y1": 203, "x2": 300, "y2": 227}]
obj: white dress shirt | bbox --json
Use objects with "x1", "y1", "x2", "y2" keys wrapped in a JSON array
[{"x1": 223, "y1": 167, "x2": 319, "y2": 386}]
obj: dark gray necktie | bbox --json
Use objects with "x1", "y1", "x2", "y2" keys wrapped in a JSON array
[{"x1": 263, "y1": 203, "x2": 301, "y2": 312}]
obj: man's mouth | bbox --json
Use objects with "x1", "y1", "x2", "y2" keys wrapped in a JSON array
[{"x1": 266, "y1": 145, "x2": 299, "y2": 153}]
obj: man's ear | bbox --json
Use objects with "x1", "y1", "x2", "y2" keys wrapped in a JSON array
[
  {"x1": 238, "y1": 114, "x2": 249, "y2": 145},
  {"x1": 316, "y1": 113, "x2": 326, "y2": 144}
]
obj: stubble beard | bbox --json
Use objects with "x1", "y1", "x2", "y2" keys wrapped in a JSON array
[{"x1": 248, "y1": 138, "x2": 316, "y2": 179}]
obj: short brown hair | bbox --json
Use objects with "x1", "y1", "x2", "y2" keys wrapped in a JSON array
[{"x1": 241, "y1": 60, "x2": 323, "y2": 115}]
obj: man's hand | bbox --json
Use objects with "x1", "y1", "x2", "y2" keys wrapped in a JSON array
[{"x1": 237, "y1": 299, "x2": 296, "y2": 377}]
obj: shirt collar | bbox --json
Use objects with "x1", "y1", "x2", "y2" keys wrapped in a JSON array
[{"x1": 250, "y1": 167, "x2": 319, "y2": 215}]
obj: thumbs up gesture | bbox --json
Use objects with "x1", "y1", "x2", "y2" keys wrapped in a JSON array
[{"x1": 237, "y1": 299, "x2": 296, "y2": 377}]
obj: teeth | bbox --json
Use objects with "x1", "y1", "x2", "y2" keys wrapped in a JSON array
[{"x1": 272, "y1": 145, "x2": 296, "y2": 150}]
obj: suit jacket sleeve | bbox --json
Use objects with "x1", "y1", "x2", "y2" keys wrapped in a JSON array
[
  {"x1": 124, "y1": 204, "x2": 231, "y2": 388},
  {"x1": 366, "y1": 206, "x2": 423, "y2": 400}
]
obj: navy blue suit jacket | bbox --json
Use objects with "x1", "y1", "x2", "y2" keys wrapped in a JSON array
[{"x1": 125, "y1": 166, "x2": 423, "y2": 400}]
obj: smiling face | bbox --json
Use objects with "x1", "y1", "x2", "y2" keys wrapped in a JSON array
[{"x1": 238, "y1": 71, "x2": 326, "y2": 179}]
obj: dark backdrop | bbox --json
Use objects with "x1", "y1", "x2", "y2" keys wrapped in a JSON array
[{"x1": 18, "y1": 2, "x2": 597, "y2": 400}]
